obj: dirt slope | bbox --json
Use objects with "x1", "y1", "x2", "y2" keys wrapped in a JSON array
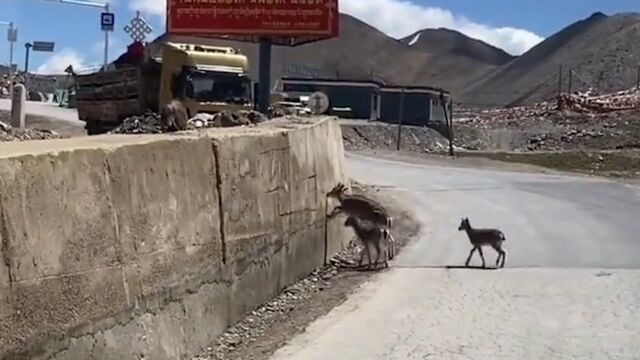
[{"x1": 461, "y1": 12, "x2": 640, "y2": 106}]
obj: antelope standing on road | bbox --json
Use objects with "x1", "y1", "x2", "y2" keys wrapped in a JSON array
[
  {"x1": 344, "y1": 216, "x2": 391, "y2": 270},
  {"x1": 458, "y1": 217, "x2": 507, "y2": 268}
]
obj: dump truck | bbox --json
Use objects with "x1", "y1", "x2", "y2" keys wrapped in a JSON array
[{"x1": 74, "y1": 42, "x2": 254, "y2": 134}]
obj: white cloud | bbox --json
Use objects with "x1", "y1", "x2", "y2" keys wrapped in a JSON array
[
  {"x1": 129, "y1": 0, "x2": 544, "y2": 55},
  {"x1": 130, "y1": 0, "x2": 165, "y2": 17},
  {"x1": 340, "y1": 0, "x2": 543, "y2": 55},
  {"x1": 36, "y1": 49, "x2": 86, "y2": 75}
]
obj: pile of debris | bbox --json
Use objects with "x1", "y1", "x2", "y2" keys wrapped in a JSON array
[
  {"x1": 558, "y1": 87, "x2": 640, "y2": 113},
  {"x1": 341, "y1": 123, "x2": 451, "y2": 154},
  {"x1": 0, "y1": 120, "x2": 62, "y2": 141},
  {"x1": 459, "y1": 86, "x2": 640, "y2": 130},
  {"x1": 456, "y1": 102, "x2": 557, "y2": 129},
  {"x1": 110, "y1": 109, "x2": 271, "y2": 135},
  {"x1": 188, "y1": 110, "x2": 268, "y2": 129},
  {"x1": 110, "y1": 111, "x2": 164, "y2": 134}
]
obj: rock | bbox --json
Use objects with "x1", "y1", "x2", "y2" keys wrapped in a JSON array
[
  {"x1": 212, "y1": 110, "x2": 252, "y2": 128},
  {"x1": 188, "y1": 113, "x2": 215, "y2": 129},
  {"x1": 238, "y1": 110, "x2": 267, "y2": 124}
]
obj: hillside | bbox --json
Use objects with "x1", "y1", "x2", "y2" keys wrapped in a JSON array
[
  {"x1": 401, "y1": 28, "x2": 515, "y2": 66},
  {"x1": 460, "y1": 12, "x2": 640, "y2": 106},
  {"x1": 151, "y1": 14, "x2": 497, "y2": 92}
]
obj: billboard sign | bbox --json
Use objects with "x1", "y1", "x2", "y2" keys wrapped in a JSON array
[{"x1": 166, "y1": 0, "x2": 339, "y2": 45}]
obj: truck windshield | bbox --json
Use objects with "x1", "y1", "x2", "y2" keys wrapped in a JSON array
[{"x1": 189, "y1": 71, "x2": 251, "y2": 104}]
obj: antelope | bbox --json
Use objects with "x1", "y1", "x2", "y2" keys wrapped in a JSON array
[
  {"x1": 458, "y1": 217, "x2": 507, "y2": 268},
  {"x1": 344, "y1": 216, "x2": 391, "y2": 270},
  {"x1": 327, "y1": 183, "x2": 396, "y2": 259}
]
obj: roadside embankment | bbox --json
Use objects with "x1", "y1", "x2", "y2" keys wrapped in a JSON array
[{"x1": 0, "y1": 116, "x2": 349, "y2": 360}]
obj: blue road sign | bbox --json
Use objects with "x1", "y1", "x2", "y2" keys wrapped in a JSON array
[{"x1": 101, "y1": 12, "x2": 115, "y2": 31}]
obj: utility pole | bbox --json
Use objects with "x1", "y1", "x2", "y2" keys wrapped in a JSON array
[
  {"x1": 441, "y1": 92, "x2": 454, "y2": 157},
  {"x1": 557, "y1": 65, "x2": 563, "y2": 96},
  {"x1": 258, "y1": 38, "x2": 272, "y2": 114},
  {"x1": 1, "y1": 21, "x2": 17, "y2": 96},
  {"x1": 39, "y1": 0, "x2": 111, "y2": 67},
  {"x1": 568, "y1": 68, "x2": 573, "y2": 94},
  {"x1": 396, "y1": 88, "x2": 405, "y2": 151}
]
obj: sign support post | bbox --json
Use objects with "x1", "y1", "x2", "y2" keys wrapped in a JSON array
[
  {"x1": 23, "y1": 43, "x2": 31, "y2": 88},
  {"x1": 102, "y1": 3, "x2": 112, "y2": 67},
  {"x1": 258, "y1": 39, "x2": 272, "y2": 114}
]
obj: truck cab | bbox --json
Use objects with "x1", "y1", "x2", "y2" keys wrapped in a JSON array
[{"x1": 159, "y1": 42, "x2": 253, "y2": 117}]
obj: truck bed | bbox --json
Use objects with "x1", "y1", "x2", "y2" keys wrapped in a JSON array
[{"x1": 74, "y1": 62, "x2": 161, "y2": 124}]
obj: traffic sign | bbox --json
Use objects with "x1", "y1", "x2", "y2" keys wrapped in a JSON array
[
  {"x1": 7, "y1": 27, "x2": 17, "y2": 42},
  {"x1": 101, "y1": 12, "x2": 115, "y2": 31},
  {"x1": 309, "y1": 92, "x2": 330, "y2": 115},
  {"x1": 32, "y1": 41, "x2": 55, "y2": 52}
]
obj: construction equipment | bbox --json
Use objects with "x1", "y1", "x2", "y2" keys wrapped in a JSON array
[{"x1": 74, "y1": 41, "x2": 254, "y2": 134}]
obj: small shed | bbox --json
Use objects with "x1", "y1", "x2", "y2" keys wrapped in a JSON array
[
  {"x1": 281, "y1": 77, "x2": 381, "y2": 120},
  {"x1": 380, "y1": 85, "x2": 450, "y2": 126}
]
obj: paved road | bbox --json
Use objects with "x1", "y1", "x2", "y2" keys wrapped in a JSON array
[
  {"x1": 271, "y1": 153, "x2": 640, "y2": 360},
  {"x1": 0, "y1": 99, "x2": 82, "y2": 125}
]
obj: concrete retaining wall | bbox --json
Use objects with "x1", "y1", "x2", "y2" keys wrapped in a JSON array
[{"x1": 0, "y1": 117, "x2": 348, "y2": 360}]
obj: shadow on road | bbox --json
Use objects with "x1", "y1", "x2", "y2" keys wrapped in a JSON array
[{"x1": 394, "y1": 265, "x2": 501, "y2": 271}]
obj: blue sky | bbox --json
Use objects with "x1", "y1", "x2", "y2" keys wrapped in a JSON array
[{"x1": 1, "y1": 0, "x2": 639, "y2": 74}]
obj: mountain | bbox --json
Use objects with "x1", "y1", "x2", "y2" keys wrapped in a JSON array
[
  {"x1": 148, "y1": 11, "x2": 640, "y2": 107},
  {"x1": 401, "y1": 28, "x2": 515, "y2": 66},
  {"x1": 460, "y1": 12, "x2": 640, "y2": 106},
  {"x1": 150, "y1": 14, "x2": 497, "y2": 92}
]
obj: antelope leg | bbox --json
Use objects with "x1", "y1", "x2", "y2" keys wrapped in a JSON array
[
  {"x1": 465, "y1": 247, "x2": 476, "y2": 267},
  {"x1": 478, "y1": 247, "x2": 486, "y2": 268},
  {"x1": 328, "y1": 206, "x2": 343, "y2": 218}
]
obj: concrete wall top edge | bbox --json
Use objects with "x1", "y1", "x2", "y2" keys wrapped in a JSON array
[{"x1": 0, "y1": 116, "x2": 338, "y2": 159}]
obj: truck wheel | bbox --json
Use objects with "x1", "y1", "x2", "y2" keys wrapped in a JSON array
[{"x1": 86, "y1": 120, "x2": 110, "y2": 135}]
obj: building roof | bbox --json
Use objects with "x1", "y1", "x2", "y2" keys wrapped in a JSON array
[
  {"x1": 381, "y1": 85, "x2": 450, "y2": 95},
  {"x1": 282, "y1": 76, "x2": 450, "y2": 95},
  {"x1": 282, "y1": 77, "x2": 381, "y2": 87}
]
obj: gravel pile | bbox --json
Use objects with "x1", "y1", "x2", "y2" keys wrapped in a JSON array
[
  {"x1": 110, "y1": 111, "x2": 163, "y2": 134},
  {"x1": 188, "y1": 110, "x2": 268, "y2": 129},
  {"x1": 0, "y1": 120, "x2": 63, "y2": 141},
  {"x1": 111, "y1": 110, "x2": 271, "y2": 134},
  {"x1": 342, "y1": 123, "x2": 450, "y2": 154}
]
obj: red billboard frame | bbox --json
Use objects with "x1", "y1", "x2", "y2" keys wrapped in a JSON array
[{"x1": 166, "y1": 0, "x2": 339, "y2": 46}]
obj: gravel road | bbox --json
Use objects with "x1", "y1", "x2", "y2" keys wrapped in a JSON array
[
  {"x1": 0, "y1": 99, "x2": 82, "y2": 124},
  {"x1": 270, "y1": 152, "x2": 640, "y2": 360}
]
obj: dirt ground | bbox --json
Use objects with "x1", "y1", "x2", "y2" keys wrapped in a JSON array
[
  {"x1": 193, "y1": 183, "x2": 420, "y2": 360},
  {"x1": 0, "y1": 110, "x2": 86, "y2": 138}
]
